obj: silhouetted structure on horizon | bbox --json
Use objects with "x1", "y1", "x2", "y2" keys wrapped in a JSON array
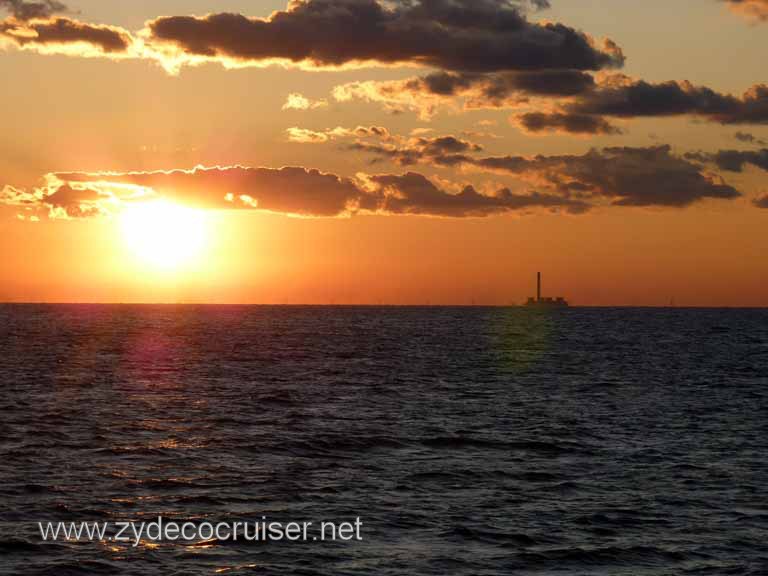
[{"x1": 526, "y1": 272, "x2": 569, "y2": 307}]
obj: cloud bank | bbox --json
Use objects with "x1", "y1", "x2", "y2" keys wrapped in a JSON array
[
  {"x1": 344, "y1": 135, "x2": 743, "y2": 207},
  {"x1": 2, "y1": 164, "x2": 586, "y2": 220},
  {"x1": 4, "y1": 140, "x2": 748, "y2": 222},
  {"x1": 2, "y1": 1, "x2": 765, "y2": 140},
  {"x1": 334, "y1": 72, "x2": 768, "y2": 130}
]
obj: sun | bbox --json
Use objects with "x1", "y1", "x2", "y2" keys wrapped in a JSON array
[{"x1": 119, "y1": 200, "x2": 209, "y2": 271}]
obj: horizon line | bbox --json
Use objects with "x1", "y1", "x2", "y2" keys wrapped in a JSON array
[{"x1": 1, "y1": 302, "x2": 767, "y2": 310}]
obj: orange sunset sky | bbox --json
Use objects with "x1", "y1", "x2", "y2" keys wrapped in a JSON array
[{"x1": 1, "y1": 0, "x2": 766, "y2": 306}]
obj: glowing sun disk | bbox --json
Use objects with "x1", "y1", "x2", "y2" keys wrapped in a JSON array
[{"x1": 119, "y1": 201, "x2": 208, "y2": 270}]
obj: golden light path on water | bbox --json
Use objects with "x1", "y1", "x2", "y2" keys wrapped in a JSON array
[{"x1": 491, "y1": 308, "x2": 555, "y2": 374}]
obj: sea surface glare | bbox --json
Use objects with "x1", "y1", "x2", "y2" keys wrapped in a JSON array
[{"x1": 1, "y1": 305, "x2": 767, "y2": 575}]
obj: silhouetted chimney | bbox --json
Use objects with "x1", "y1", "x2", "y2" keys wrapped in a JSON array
[{"x1": 537, "y1": 272, "x2": 541, "y2": 301}]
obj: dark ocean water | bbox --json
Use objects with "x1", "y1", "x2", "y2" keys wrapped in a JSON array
[{"x1": 1, "y1": 305, "x2": 767, "y2": 575}]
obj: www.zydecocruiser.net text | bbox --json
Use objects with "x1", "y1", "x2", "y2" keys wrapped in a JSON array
[{"x1": 37, "y1": 517, "x2": 365, "y2": 547}]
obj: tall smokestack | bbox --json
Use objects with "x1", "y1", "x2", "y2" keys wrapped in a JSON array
[{"x1": 537, "y1": 272, "x2": 541, "y2": 301}]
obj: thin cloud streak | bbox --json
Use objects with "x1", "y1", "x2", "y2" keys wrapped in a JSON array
[{"x1": 282, "y1": 93, "x2": 328, "y2": 111}]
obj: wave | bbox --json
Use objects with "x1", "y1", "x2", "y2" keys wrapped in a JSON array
[
  {"x1": 443, "y1": 526, "x2": 537, "y2": 547},
  {"x1": 513, "y1": 545, "x2": 689, "y2": 569},
  {"x1": 27, "y1": 560, "x2": 119, "y2": 576},
  {"x1": 421, "y1": 436, "x2": 589, "y2": 454},
  {"x1": 0, "y1": 538, "x2": 43, "y2": 553}
]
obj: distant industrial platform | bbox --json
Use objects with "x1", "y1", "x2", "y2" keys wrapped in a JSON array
[{"x1": 526, "y1": 272, "x2": 569, "y2": 307}]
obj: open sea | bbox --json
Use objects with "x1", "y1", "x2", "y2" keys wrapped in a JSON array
[{"x1": 1, "y1": 305, "x2": 767, "y2": 575}]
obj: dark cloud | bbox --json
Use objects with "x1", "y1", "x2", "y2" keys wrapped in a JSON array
[
  {"x1": 417, "y1": 70, "x2": 596, "y2": 99},
  {"x1": 565, "y1": 78, "x2": 768, "y2": 125},
  {"x1": 754, "y1": 194, "x2": 768, "y2": 208},
  {"x1": 348, "y1": 134, "x2": 481, "y2": 166},
  {"x1": 364, "y1": 172, "x2": 589, "y2": 216},
  {"x1": 735, "y1": 131, "x2": 767, "y2": 145},
  {"x1": 0, "y1": 182, "x2": 111, "y2": 219},
  {"x1": 0, "y1": 16, "x2": 133, "y2": 53},
  {"x1": 43, "y1": 183, "x2": 108, "y2": 218},
  {"x1": 691, "y1": 148, "x2": 768, "y2": 172},
  {"x1": 498, "y1": 70, "x2": 596, "y2": 97},
  {"x1": 458, "y1": 77, "x2": 768, "y2": 133},
  {"x1": 418, "y1": 135, "x2": 482, "y2": 155},
  {"x1": 514, "y1": 112, "x2": 622, "y2": 135},
  {"x1": 144, "y1": 0, "x2": 624, "y2": 72},
  {"x1": 0, "y1": 0, "x2": 66, "y2": 20},
  {"x1": 472, "y1": 145, "x2": 742, "y2": 207}
]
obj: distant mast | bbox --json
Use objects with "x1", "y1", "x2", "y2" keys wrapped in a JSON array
[{"x1": 526, "y1": 272, "x2": 569, "y2": 308}]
